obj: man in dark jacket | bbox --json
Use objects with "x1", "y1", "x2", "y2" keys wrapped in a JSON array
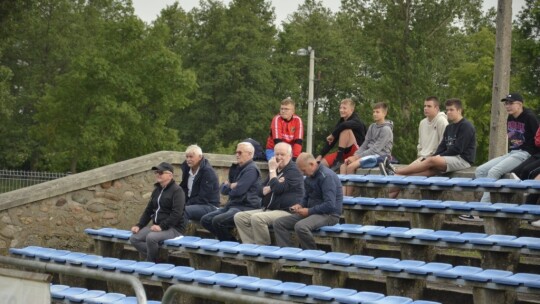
[
  {"x1": 315, "y1": 98, "x2": 367, "y2": 171},
  {"x1": 234, "y1": 142, "x2": 304, "y2": 245},
  {"x1": 179, "y1": 145, "x2": 220, "y2": 221},
  {"x1": 201, "y1": 142, "x2": 262, "y2": 241},
  {"x1": 273, "y1": 153, "x2": 343, "y2": 249},
  {"x1": 130, "y1": 162, "x2": 185, "y2": 262}
]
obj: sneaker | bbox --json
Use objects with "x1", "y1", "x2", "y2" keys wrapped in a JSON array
[
  {"x1": 330, "y1": 161, "x2": 343, "y2": 173},
  {"x1": 531, "y1": 219, "x2": 540, "y2": 228},
  {"x1": 458, "y1": 214, "x2": 484, "y2": 222},
  {"x1": 383, "y1": 157, "x2": 396, "y2": 175},
  {"x1": 379, "y1": 162, "x2": 388, "y2": 176},
  {"x1": 509, "y1": 172, "x2": 520, "y2": 180}
]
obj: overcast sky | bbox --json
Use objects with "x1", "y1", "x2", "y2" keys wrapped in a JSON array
[{"x1": 132, "y1": 0, "x2": 527, "y2": 25}]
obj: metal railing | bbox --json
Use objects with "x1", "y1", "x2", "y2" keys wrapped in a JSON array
[{"x1": 0, "y1": 169, "x2": 69, "y2": 193}]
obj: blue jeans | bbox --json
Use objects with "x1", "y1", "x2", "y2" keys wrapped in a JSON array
[
  {"x1": 185, "y1": 204, "x2": 218, "y2": 221},
  {"x1": 200, "y1": 207, "x2": 242, "y2": 241},
  {"x1": 476, "y1": 150, "x2": 530, "y2": 202}
]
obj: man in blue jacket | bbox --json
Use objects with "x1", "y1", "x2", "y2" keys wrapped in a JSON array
[
  {"x1": 130, "y1": 162, "x2": 185, "y2": 262},
  {"x1": 234, "y1": 142, "x2": 304, "y2": 245},
  {"x1": 201, "y1": 142, "x2": 262, "y2": 241},
  {"x1": 179, "y1": 145, "x2": 220, "y2": 221},
  {"x1": 273, "y1": 152, "x2": 343, "y2": 249}
]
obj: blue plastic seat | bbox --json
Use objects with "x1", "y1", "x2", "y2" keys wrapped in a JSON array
[
  {"x1": 359, "y1": 257, "x2": 400, "y2": 269},
  {"x1": 422, "y1": 176, "x2": 450, "y2": 186},
  {"x1": 319, "y1": 224, "x2": 347, "y2": 233},
  {"x1": 343, "y1": 196, "x2": 361, "y2": 205},
  {"x1": 392, "y1": 228, "x2": 434, "y2": 239},
  {"x1": 154, "y1": 266, "x2": 194, "y2": 279},
  {"x1": 67, "y1": 254, "x2": 103, "y2": 266},
  {"x1": 421, "y1": 200, "x2": 446, "y2": 209},
  {"x1": 313, "y1": 288, "x2": 357, "y2": 301},
  {"x1": 435, "y1": 177, "x2": 472, "y2": 187},
  {"x1": 117, "y1": 261, "x2": 155, "y2": 273},
  {"x1": 195, "y1": 272, "x2": 238, "y2": 285},
  {"x1": 405, "y1": 262, "x2": 452, "y2": 275},
  {"x1": 163, "y1": 236, "x2": 201, "y2": 247},
  {"x1": 52, "y1": 252, "x2": 88, "y2": 264},
  {"x1": 342, "y1": 225, "x2": 385, "y2": 235},
  {"x1": 50, "y1": 285, "x2": 85, "y2": 299},
  {"x1": 283, "y1": 249, "x2": 325, "y2": 261},
  {"x1": 35, "y1": 248, "x2": 71, "y2": 261},
  {"x1": 262, "y1": 282, "x2": 306, "y2": 294},
  {"x1": 468, "y1": 234, "x2": 516, "y2": 246},
  {"x1": 337, "y1": 174, "x2": 349, "y2": 182},
  {"x1": 331, "y1": 254, "x2": 374, "y2": 267},
  {"x1": 176, "y1": 269, "x2": 216, "y2": 282},
  {"x1": 336, "y1": 291, "x2": 386, "y2": 303},
  {"x1": 415, "y1": 230, "x2": 460, "y2": 241},
  {"x1": 497, "y1": 236, "x2": 540, "y2": 248},
  {"x1": 286, "y1": 285, "x2": 332, "y2": 297},
  {"x1": 84, "y1": 292, "x2": 127, "y2": 303},
  {"x1": 432, "y1": 265, "x2": 483, "y2": 279},
  {"x1": 462, "y1": 269, "x2": 513, "y2": 282},
  {"x1": 378, "y1": 260, "x2": 425, "y2": 272},
  {"x1": 99, "y1": 259, "x2": 137, "y2": 271},
  {"x1": 492, "y1": 273, "x2": 540, "y2": 286},
  {"x1": 377, "y1": 198, "x2": 401, "y2": 207},
  {"x1": 66, "y1": 289, "x2": 106, "y2": 302},
  {"x1": 261, "y1": 247, "x2": 303, "y2": 259},
  {"x1": 109, "y1": 229, "x2": 132, "y2": 240},
  {"x1": 394, "y1": 176, "x2": 428, "y2": 185},
  {"x1": 500, "y1": 204, "x2": 540, "y2": 214},
  {"x1": 411, "y1": 301, "x2": 442, "y2": 304},
  {"x1": 397, "y1": 199, "x2": 423, "y2": 208},
  {"x1": 221, "y1": 243, "x2": 259, "y2": 254},
  {"x1": 368, "y1": 296, "x2": 414, "y2": 303},
  {"x1": 349, "y1": 197, "x2": 378, "y2": 206},
  {"x1": 114, "y1": 297, "x2": 162, "y2": 304},
  {"x1": 219, "y1": 276, "x2": 260, "y2": 288},
  {"x1": 86, "y1": 257, "x2": 120, "y2": 268},
  {"x1": 9, "y1": 246, "x2": 47, "y2": 258},
  {"x1": 84, "y1": 227, "x2": 118, "y2": 237},
  {"x1": 367, "y1": 227, "x2": 409, "y2": 237},
  {"x1": 200, "y1": 241, "x2": 240, "y2": 252},
  {"x1": 242, "y1": 278, "x2": 282, "y2": 291},
  {"x1": 306, "y1": 252, "x2": 350, "y2": 264},
  {"x1": 136, "y1": 263, "x2": 175, "y2": 276},
  {"x1": 184, "y1": 238, "x2": 220, "y2": 249},
  {"x1": 240, "y1": 245, "x2": 280, "y2": 256},
  {"x1": 441, "y1": 232, "x2": 488, "y2": 244},
  {"x1": 348, "y1": 175, "x2": 372, "y2": 183}
]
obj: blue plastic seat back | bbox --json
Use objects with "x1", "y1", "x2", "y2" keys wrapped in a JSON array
[
  {"x1": 319, "y1": 224, "x2": 346, "y2": 233},
  {"x1": 66, "y1": 289, "x2": 106, "y2": 302},
  {"x1": 437, "y1": 177, "x2": 472, "y2": 187},
  {"x1": 50, "y1": 285, "x2": 77, "y2": 299},
  {"x1": 497, "y1": 236, "x2": 540, "y2": 248},
  {"x1": 101, "y1": 259, "x2": 137, "y2": 271},
  {"x1": 361, "y1": 257, "x2": 400, "y2": 269},
  {"x1": 468, "y1": 234, "x2": 516, "y2": 246},
  {"x1": 155, "y1": 266, "x2": 194, "y2": 279},
  {"x1": 432, "y1": 265, "x2": 483, "y2": 279},
  {"x1": 68, "y1": 254, "x2": 103, "y2": 266},
  {"x1": 85, "y1": 292, "x2": 127, "y2": 304},
  {"x1": 442, "y1": 232, "x2": 488, "y2": 244},
  {"x1": 196, "y1": 272, "x2": 238, "y2": 285},
  {"x1": 262, "y1": 282, "x2": 306, "y2": 294},
  {"x1": 343, "y1": 225, "x2": 385, "y2": 235},
  {"x1": 163, "y1": 236, "x2": 201, "y2": 247},
  {"x1": 332, "y1": 255, "x2": 374, "y2": 267},
  {"x1": 185, "y1": 238, "x2": 220, "y2": 249},
  {"x1": 313, "y1": 288, "x2": 357, "y2": 301},
  {"x1": 52, "y1": 252, "x2": 88, "y2": 264},
  {"x1": 36, "y1": 248, "x2": 71, "y2": 261},
  {"x1": 118, "y1": 261, "x2": 155, "y2": 273},
  {"x1": 375, "y1": 198, "x2": 400, "y2": 207},
  {"x1": 370, "y1": 295, "x2": 414, "y2": 304},
  {"x1": 421, "y1": 200, "x2": 446, "y2": 209},
  {"x1": 136, "y1": 263, "x2": 175, "y2": 276},
  {"x1": 336, "y1": 291, "x2": 385, "y2": 303},
  {"x1": 176, "y1": 269, "x2": 216, "y2": 282},
  {"x1": 201, "y1": 241, "x2": 240, "y2": 252},
  {"x1": 219, "y1": 276, "x2": 260, "y2": 288},
  {"x1": 415, "y1": 230, "x2": 460, "y2": 241},
  {"x1": 501, "y1": 204, "x2": 540, "y2": 214},
  {"x1": 242, "y1": 278, "x2": 282, "y2": 291},
  {"x1": 367, "y1": 227, "x2": 409, "y2": 237},
  {"x1": 9, "y1": 246, "x2": 46, "y2": 258},
  {"x1": 462, "y1": 269, "x2": 513, "y2": 282},
  {"x1": 221, "y1": 243, "x2": 259, "y2": 254},
  {"x1": 240, "y1": 245, "x2": 280, "y2": 256},
  {"x1": 51, "y1": 286, "x2": 88, "y2": 299},
  {"x1": 398, "y1": 199, "x2": 423, "y2": 208},
  {"x1": 286, "y1": 285, "x2": 332, "y2": 297},
  {"x1": 87, "y1": 257, "x2": 120, "y2": 269},
  {"x1": 261, "y1": 247, "x2": 303, "y2": 259},
  {"x1": 379, "y1": 260, "x2": 426, "y2": 272},
  {"x1": 306, "y1": 252, "x2": 350, "y2": 264},
  {"x1": 405, "y1": 262, "x2": 453, "y2": 275},
  {"x1": 492, "y1": 273, "x2": 540, "y2": 286},
  {"x1": 283, "y1": 249, "x2": 325, "y2": 261},
  {"x1": 350, "y1": 197, "x2": 378, "y2": 206},
  {"x1": 392, "y1": 228, "x2": 434, "y2": 239}
]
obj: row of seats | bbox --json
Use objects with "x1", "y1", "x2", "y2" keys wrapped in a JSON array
[
  {"x1": 10, "y1": 246, "x2": 439, "y2": 304},
  {"x1": 82, "y1": 229, "x2": 540, "y2": 294},
  {"x1": 338, "y1": 174, "x2": 540, "y2": 191},
  {"x1": 51, "y1": 284, "x2": 160, "y2": 304},
  {"x1": 342, "y1": 196, "x2": 540, "y2": 220}
]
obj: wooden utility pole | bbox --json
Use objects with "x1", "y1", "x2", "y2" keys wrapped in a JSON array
[{"x1": 489, "y1": 0, "x2": 513, "y2": 159}]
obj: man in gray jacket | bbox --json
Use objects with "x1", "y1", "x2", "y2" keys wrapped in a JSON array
[
  {"x1": 234, "y1": 142, "x2": 304, "y2": 245},
  {"x1": 273, "y1": 153, "x2": 343, "y2": 249}
]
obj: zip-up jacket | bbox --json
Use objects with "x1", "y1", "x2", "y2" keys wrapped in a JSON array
[
  {"x1": 260, "y1": 160, "x2": 304, "y2": 211},
  {"x1": 301, "y1": 165, "x2": 343, "y2": 216},
  {"x1": 136, "y1": 179, "x2": 186, "y2": 233},
  {"x1": 266, "y1": 114, "x2": 304, "y2": 158},
  {"x1": 179, "y1": 158, "x2": 220, "y2": 207},
  {"x1": 319, "y1": 113, "x2": 367, "y2": 157},
  {"x1": 221, "y1": 160, "x2": 262, "y2": 210}
]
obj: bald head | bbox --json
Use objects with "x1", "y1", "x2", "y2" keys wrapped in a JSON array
[{"x1": 296, "y1": 152, "x2": 318, "y2": 176}]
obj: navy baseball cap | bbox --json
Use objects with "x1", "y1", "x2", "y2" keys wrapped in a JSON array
[{"x1": 151, "y1": 162, "x2": 174, "y2": 173}]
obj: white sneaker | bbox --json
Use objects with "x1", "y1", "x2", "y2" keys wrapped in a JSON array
[
  {"x1": 531, "y1": 219, "x2": 540, "y2": 227},
  {"x1": 458, "y1": 214, "x2": 483, "y2": 222},
  {"x1": 509, "y1": 172, "x2": 520, "y2": 180}
]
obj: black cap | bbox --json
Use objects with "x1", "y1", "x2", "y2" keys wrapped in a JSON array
[
  {"x1": 501, "y1": 93, "x2": 524, "y2": 103},
  {"x1": 151, "y1": 162, "x2": 174, "y2": 173}
]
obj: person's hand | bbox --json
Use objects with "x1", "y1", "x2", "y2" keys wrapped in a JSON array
[
  {"x1": 262, "y1": 186, "x2": 271, "y2": 195},
  {"x1": 150, "y1": 225, "x2": 162, "y2": 232},
  {"x1": 296, "y1": 208, "x2": 309, "y2": 217},
  {"x1": 278, "y1": 177, "x2": 285, "y2": 183},
  {"x1": 230, "y1": 182, "x2": 238, "y2": 189},
  {"x1": 326, "y1": 134, "x2": 334, "y2": 144},
  {"x1": 131, "y1": 226, "x2": 140, "y2": 234},
  {"x1": 268, "y1": 157, "x2": 278, "y2": 171},
  {"x1": 289, "y1": 204, "x2": 302, "y2": 213},
  {"x1": 344, "y1": 156, "x2": 354, "y2": 165}
]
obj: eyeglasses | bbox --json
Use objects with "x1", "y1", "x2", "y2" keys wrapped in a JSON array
[
  {"x1": 154, "y1": 170, "x2": 172, "y2": 176},
  {"x1": 235, "y1": 151, "x2": 243, "y2": 155},
  {"x1": 504, "y1": 101, "x2": 517, "y2": 105}
]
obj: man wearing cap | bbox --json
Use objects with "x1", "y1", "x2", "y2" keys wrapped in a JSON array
[
  {"x1": 461, "y1": 93, "x2": 539, "y2": 221},
  {"x1": 130, "y1": 162, "x2": 186, "y2": 262},
  {"x1": 201, "y1": 142, "x2": 262, "y2": 241},
  {"x1": 179, "y1": 145, "x2": 220, "y2": 221}
]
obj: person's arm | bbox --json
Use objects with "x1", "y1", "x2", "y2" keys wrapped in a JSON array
[
  {"x1": 271, "y1": 115, "x2": 283, "y2": 145},
  {"x1": 229, "y1": 166, "x2": 259, "y2": 197},
  {"x1": 308, "y1": 176, "x2": 338, "y2": 215},
  {"x1": 159, "y1": 188, "x2": 186, "y2": 231},
  {"x1": 186, "y1": 168, "x2": 220, "y2": 205},
  {"x1": 356, "y1": 126, "x2": 392, "y2": 157},
  {"x1": 440, "y1": 122, "x2": 474, "y2": 156},
  {"x1": 434, "y1": 127, "x2": 449, "y2": 156},
  {"x1": 535, "y1": 127, "x2": 540, "y2": 147},
  {"x1": 292, "y1": 116, "x2": 304, "y2": 158},
  {"x1": 136, "y1": 198, "x2": 154, "y2": 229},
  {"x1": 331, "y1": 118, "x2": 365, "y2": 138},
  {"x1": 417, "y1": 121, "x2": 423, "y2": 157},
  {"x1": 436, "y1": 119, "x2": 449, "y2": 145},
  {"x1": 268, "y1": 167, "x2": 304, "y2": 195}
]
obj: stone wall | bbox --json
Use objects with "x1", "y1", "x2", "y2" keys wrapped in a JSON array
[{"x1": 0, "y1": 151, "x2": 267, "y2": 255}]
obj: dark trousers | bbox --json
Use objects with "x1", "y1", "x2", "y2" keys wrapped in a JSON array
[
  {"x1": 513, "y1": 154, "x2": 540, "y2": 204},
  {"x1": 200, "y1": 207, "x2": 241, "y2": 241}
]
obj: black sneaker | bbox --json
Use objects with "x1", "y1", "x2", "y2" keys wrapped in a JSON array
[
  {"x1": 383, "y1": 157, "x2": 395, "y2": 175},
  {"x1": 379, "y1": 162, "x2": 388, "y2": 176},
  {"x1": 458, "y1": 214, "x2": 483, "y2": 222},
  {"x1": 330, "y1": 161, "x2": 343, "y2": 173}
]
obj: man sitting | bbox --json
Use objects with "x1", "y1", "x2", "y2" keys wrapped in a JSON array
[{"x1": 234, "y1": 142, "x2": 304, "y2": 245}]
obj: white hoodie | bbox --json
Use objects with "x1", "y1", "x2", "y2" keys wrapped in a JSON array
[{"x1": 417, "y1": 111, "x2": 448, "y2": 158}]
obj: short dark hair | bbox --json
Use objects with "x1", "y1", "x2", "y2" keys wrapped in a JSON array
[
  {"x1": 373, "y1": 102, "x2": 388, "y2": 111},
  {"x1": 425, "y1": 96, "x2": 440, "y2": 107},
  {"x1": 445, "y1": 98, "x2": 462, "y2": 110},
  {"x1": 281, "y1": 97, "x2": 295, "y2": 106}
]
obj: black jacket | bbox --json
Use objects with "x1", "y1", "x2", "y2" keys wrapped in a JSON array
[
  {"x1": 320, "y1": 112, "x2": 367, "y2": 156},
  {"x1": 136, "y1": 179, "x2": 186, "y2": 233},
  {"x1": 221, "y1": 160, "x2": 261, "y2": 210},
  {"x1": 260, "y1": 160, "x2": 305, "y2": 211},
  {"x1": 179, "y1": 158, "x2": 220, "y2": 207}
]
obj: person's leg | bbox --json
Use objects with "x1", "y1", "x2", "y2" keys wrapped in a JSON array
[
  {"x1": 200, "y1": 208, "x2": 226, "y2": 238},
  {"x1": 478, "y1": 151, "x2": 530, "y2": 202},
  {"x1": 144, "y1": 228, "x2": 182, "y2": 262},
  {"x1": 211, "y1": 207, "x2": 241, "y2": 241},
  {"x1": 322, "y1": 152, "x2": 337, "y2": 167},
  {"x1": 129, "y1": 226, "x2": 151, "y2": 260},
  {"x1": 250, "y1": 210, "x2": 290, "y2": 245},
  {"x1": 396, "y1": 156, "x2": 447, "y2": 176},
  {"x1": 334, "y1": 129, "x2": 357, "y2": 165},
  {"x1": 294, "y1": 214, "x2": 340, "y2": 249},
  {"x1": 185, "y1": 204, "x2": 219, "y2": 221},
  {"x1": 233, "y1": 209, "x2": 260, "y2": 244},
  {"x1": 515, "y1": 156, "x2": 540, "y2": 180},
  {"x1": 273, "y1": 214, "x2": 302, "y2": 247}
]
